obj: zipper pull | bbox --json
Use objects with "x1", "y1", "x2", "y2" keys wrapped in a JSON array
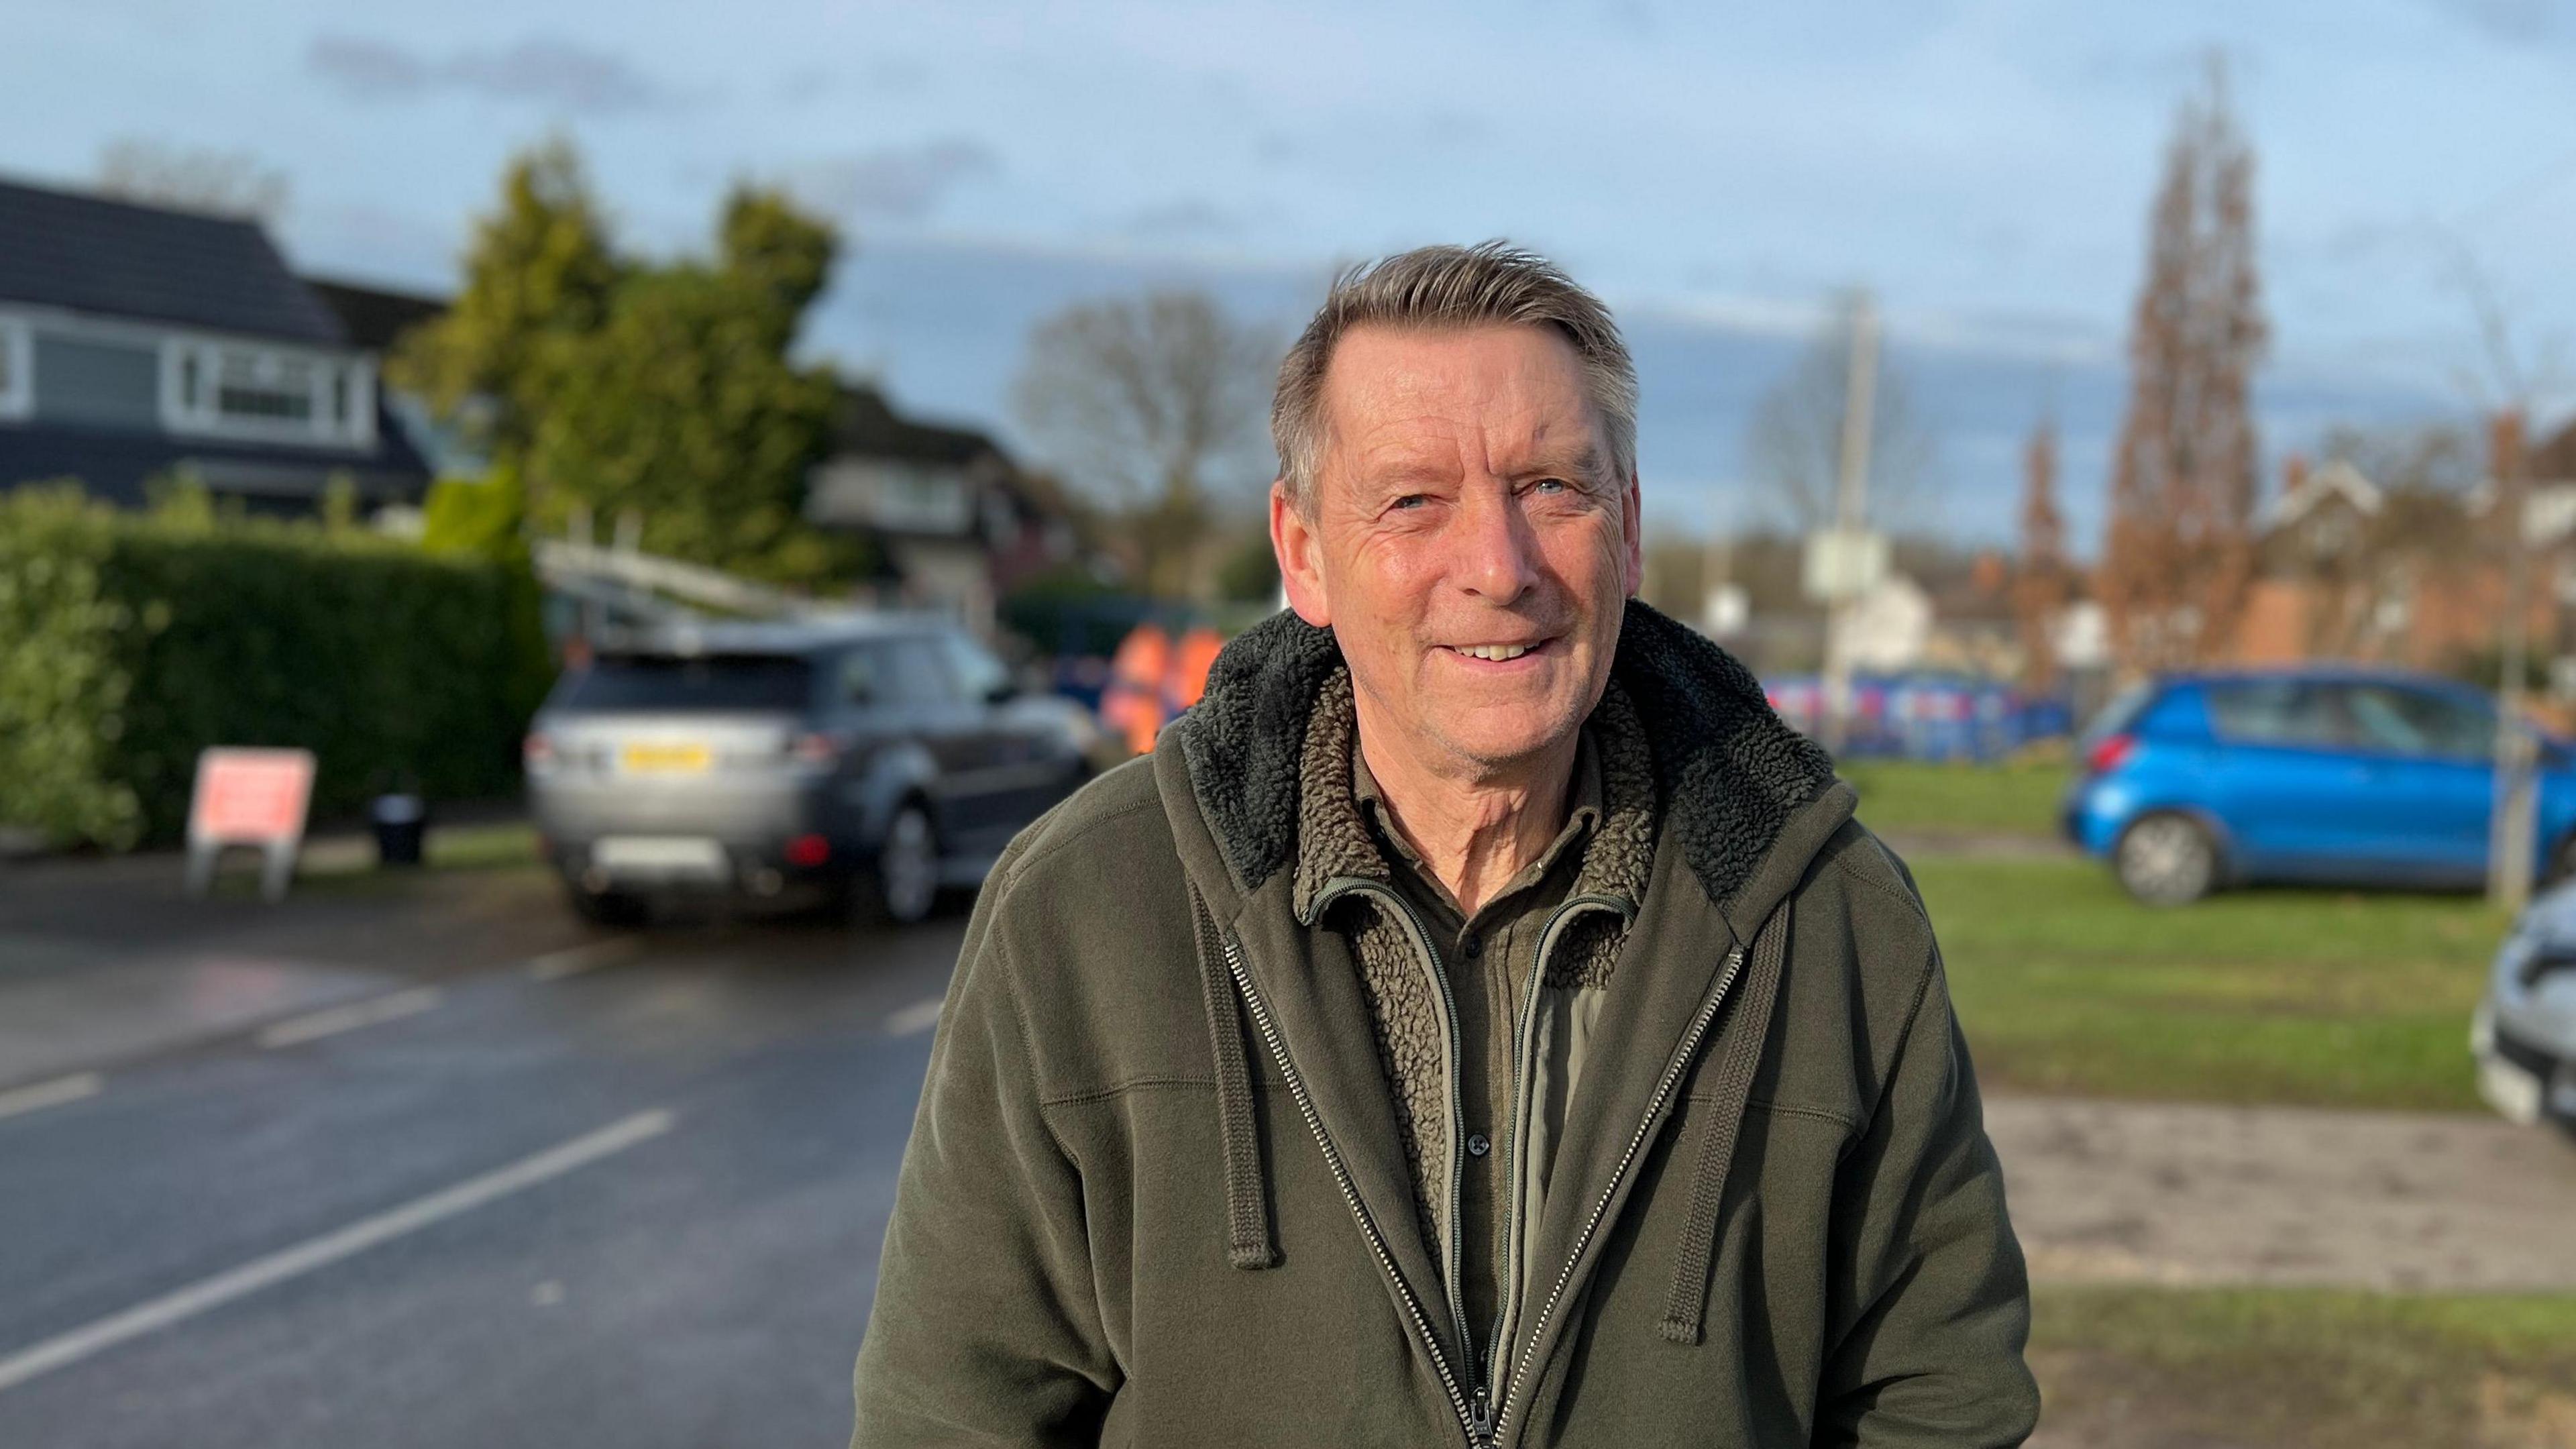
[{"x1": 1470, "y1": 1383, "x2": 1495, "y2": 1446}]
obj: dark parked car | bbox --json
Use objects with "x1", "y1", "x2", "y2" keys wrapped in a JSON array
[
  {"x1": 525, "y1": 616, "x2": 1095, "y2": 926},
  {"x1": 2061, "y1": 667, "x2": 2576, "y2": 904}
]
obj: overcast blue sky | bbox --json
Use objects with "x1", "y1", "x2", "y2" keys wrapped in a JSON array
[{"x1": 9, "y1": 0, "x2": 2575, "y2": 541}]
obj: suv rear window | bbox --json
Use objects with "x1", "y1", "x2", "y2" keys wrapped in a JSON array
[{"x1": 553, "y1": 654, "x2": 814, "y2": 714}]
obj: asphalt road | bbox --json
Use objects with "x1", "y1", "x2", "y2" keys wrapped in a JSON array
[{"x1": 0, "y1": 892, "x2": 966, "y2": 1449}]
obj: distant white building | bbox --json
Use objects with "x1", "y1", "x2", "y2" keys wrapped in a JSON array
[{"x1": 1843, "y1": 574, "x2": 1932, "y2": 672}]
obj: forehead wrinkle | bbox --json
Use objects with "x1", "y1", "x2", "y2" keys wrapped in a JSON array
[{"x1": 1318, "y1": 325, "x2": 1603, "y2": 494}]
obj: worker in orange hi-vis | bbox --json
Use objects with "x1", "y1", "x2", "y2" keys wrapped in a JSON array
[
  {"x1": 1101, "y1": 621, "x2": 1174, "y2": 757},
  {"x1": 1169, "y1": 625, "x2": 1224, "y2": 713}
]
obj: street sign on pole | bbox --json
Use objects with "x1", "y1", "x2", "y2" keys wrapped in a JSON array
[
  {"x1": 184, "y1": 747, "x2": 316, "y2": 902},
  {"x1": 1817, "y1": 292, "x2": 1881, "y2": 753},
  {"x1": 1801, "y1": 528, "x2": 1889, "y2": 604}
]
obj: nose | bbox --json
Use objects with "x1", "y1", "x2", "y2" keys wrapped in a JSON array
[{"x1": 1456, "y1": 487, "x2": 1540, "y2": 604}]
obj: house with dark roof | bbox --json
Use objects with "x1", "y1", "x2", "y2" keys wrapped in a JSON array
[
  {"x1": 0, "y1": 176, "x2": 429, "y2": 513},
  {"x1": 806, "y1": 382, "x2": 1083, "y2": 628},
  {"x1": 301, "y1": 274, "x2": 490, "y2": 479}
]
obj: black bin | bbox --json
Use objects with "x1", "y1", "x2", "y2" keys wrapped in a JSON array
[{"x1": 372, "y1": 794, "x2": 426, "y2": 867}]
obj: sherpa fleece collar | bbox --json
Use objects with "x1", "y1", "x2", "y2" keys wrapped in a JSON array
[
  {"x1": 1175, "y1": 600, "x2": 1837, "y2": 924},
  {"x1": 1287, "y1": 667, "x2": 1655, "y2": 930}
]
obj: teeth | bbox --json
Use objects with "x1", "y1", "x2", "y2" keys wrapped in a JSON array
[{"x1": 1457, "y1": 643, "x2": 1532, "y2": 661}]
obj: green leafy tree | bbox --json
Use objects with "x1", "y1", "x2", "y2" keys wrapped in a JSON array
[
  {"x1": 390, "y1": 140, "x2": 619, "y2": 468},
  {"x1": 524, "y1": 186, "x2": 855, "y2": 585},
  {"x1": 401, "y1": 146, "x2": 861, "y2": 586}
]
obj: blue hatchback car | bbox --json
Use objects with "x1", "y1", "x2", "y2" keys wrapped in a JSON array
[{"x1": 2061, "y1": 668, "x2": 2576, "y2": 904}]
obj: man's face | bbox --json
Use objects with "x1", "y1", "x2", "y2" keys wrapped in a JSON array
[{"x1": 1273, "y1": 323, "x2": 1642, "y2": 779}]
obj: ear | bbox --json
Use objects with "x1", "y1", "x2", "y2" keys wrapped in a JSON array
[
  {"x1": 1271, "y1": 480, "x2": 1332, "y2": 627},
  {"x1": 1620, "y1": 468, "x2": 1644, "y2": 598}
]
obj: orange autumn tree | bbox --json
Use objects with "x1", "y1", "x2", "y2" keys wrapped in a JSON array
[
  {"x1": 2098, "y1": 60, "x2": 2268, "y2": 675},
  {"x1": 2014, "y1": 415, "x2": 2071, "y2": 690}
]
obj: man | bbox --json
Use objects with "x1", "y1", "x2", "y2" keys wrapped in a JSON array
[{"x1": 853, "y1": 244, "x2": 2037, "y2": 1447}]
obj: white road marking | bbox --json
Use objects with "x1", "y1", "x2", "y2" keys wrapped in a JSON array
[
  {"x1": 254, "y1": 987, "x2": 444, "y2": 1049},
  {"x1": 528, "y1": 938, "x2": 643, "y2": 982},
  {"x1": 0, "y1": 1073, "x2": 103, "y2": 1122},
  {"x1": 884, "y1": 996, "x2": 945, "y2": 1036},
  {"x1": 0, "y1": 1108, "x2": 676, "y2": 1394}
]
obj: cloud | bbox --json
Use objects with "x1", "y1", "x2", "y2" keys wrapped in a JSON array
[
  {"x1": 777, "y1": 57, "x2": 928, "y2": 107},
  {"x1": 792, "y1": 140, "x2": 999, "y2": 221},
  {"x1": 1119, "y1": 197, "x2": 1244, "y2": 241},
  {"x1": 2426, "y1": 0, "x2": 2571, "y2": 46},
  {"x1": 306, "y1": 33, "x2": 684, "y2": 114}
]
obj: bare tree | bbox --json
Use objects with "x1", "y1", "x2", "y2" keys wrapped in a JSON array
[
  {"x1": 2013, "y1": 415, "x2": 2070, "y2": 690},
  {"x1": 1743, "y1": 290, "x2": 1933, "y2": 532},
  {"x1": 1012, "y1": 290, "x2": 1277, "y2": 598},
  {"x1": 2098, "y1": 56, "x2": 2267, "y2": 675},
  {"x1": 95, "y1": 138, "x2": 290, "y2": 223}
]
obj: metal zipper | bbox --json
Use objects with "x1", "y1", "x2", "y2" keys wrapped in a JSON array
[
  {"x1": 1321, "y1": 877, "x2": 1479, "y2": 1387},
  {"x1": 1217, "y1": 929, "x2": 1487, "y2": 1448},
  {"x1": 1489, "y1": 943, "x2": 1748, "y2": 1449},
  {"x1": 1486, "y1": 894, "x2": 1631, "y2": 1393}
]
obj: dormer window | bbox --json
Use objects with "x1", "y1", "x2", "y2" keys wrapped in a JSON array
[
  {"x1": 217, "y1": 352, "x2": 315, "y2": 423},
  {"x1": 162, "y1": 337, "x2": 373, "y2": 447}
]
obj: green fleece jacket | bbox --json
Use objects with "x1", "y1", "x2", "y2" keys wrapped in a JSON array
[{"x1": 852, "y1": 602, "x2": 2038, "y2": 1448}]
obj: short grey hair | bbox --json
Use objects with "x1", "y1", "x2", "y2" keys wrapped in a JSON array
[{"x1": 1271, "y1": 241, "x2": 1638, "y2": 511}]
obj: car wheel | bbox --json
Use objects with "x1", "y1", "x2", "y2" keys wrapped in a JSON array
[
  {"x1": 2114, "y1": 812, "x2": 2218, "y2": 906},
  {"x1": 567, "y1": 881, "x2": 649, "y2": 928},
  {"x1": 855, "y1": 803, "x2": 941, "y2": 928}
]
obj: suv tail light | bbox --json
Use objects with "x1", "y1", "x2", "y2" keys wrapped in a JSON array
[
  {"x1": 523, "y1": 732, "x2": 555, "y2": 769},
  {"x1": 2085, "y1": 733, "x2": 2137, "y2": 775},
  {"x1": 789, "y1": 731, "x2": 843, "y2": 766}
]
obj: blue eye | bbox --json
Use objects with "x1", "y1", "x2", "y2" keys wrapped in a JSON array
[
  {"x1": 1533, "y1": 478, "x2": 1569, "y2": 494},
  {"x1": 1391, "y1": 494, "x2": 1428, "y2": 511}
]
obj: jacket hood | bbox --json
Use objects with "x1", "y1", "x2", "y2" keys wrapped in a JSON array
[{"x1": 1165, "y1": 599, "x2": 1849, "y2": 943}]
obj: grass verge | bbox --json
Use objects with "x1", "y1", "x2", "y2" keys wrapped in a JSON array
[
  {"x1": 1914, "y1": 855, "x2": 2504, "y2": 1110},
  {"x1": 2032, "y1": 1284, "x2": 2576, "y2": 1448},
  {"x1": 1842, "y1": 759, "x2": 2068, "y2": 838}
]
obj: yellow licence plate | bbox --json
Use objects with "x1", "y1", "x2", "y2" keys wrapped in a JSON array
[{"x1": 621, "y1": 741, "x2": 712, "y2": 774}]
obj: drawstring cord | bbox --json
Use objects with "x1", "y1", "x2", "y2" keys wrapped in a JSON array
[
  {"x1": 1659, "y1": 900, "x2": 1791, "y2": 1345},
  {"x1": 1188, "y1": 875, "x2": 1788, "y2": 1325},
  {"x1": 1191, "y1": 885, "x2": 1280, "y2": 1271}
]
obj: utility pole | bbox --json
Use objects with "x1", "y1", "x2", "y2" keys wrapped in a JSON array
[
  {"x1": 2489, "y1": 409, "x2": 2538, "y2": 910},
  {"x1": 1819, "y1": 292, "x2": 1880, "y2": 753}
]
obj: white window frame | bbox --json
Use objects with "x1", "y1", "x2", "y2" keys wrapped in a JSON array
[
  {"x1": 0, "y1": 313, "x2": 32, "y2": 422},
  {"x1": 162, "y1": 336, "x2": 375, "y2": 449},
  {"x1": 0, "y1": 305, "x2": 376, "y2": 448}
]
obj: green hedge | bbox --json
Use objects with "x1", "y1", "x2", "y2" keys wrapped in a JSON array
[{"x1": 0, "y1": 486, "x2": 553, "y2": 848}]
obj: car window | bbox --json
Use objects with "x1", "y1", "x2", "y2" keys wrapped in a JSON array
[
  {"x1": 834, "y1": 649, "x2": 878, "y2": 706},
  {"x1": 2339, "y1": 684, "x2": 2495, "y2": 760},
  {"x1": 939, "y1": 633, "x2": 1012, "y2": 703},
  {"x1": 2204, "y1": 680, "x2": 2343, "y2": 749},
  {"x1": 866, "y1": 637, "x2": 957, "y2": 707},
  {"x1": 552, "y1": 654, "x2": 813, "y2": 713},
  {"x1": 2084, "y1": 682, "x2": 2158, "y2": 742}
]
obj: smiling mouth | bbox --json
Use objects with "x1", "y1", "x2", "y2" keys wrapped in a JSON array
[{"x1": 1446, "y1": 640, "x2": 1549, "y2": 663}]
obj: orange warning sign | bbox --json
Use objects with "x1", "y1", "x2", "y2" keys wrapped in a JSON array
[{"x1": 189, "y1": 748, "x2": 317, "y2": 844}]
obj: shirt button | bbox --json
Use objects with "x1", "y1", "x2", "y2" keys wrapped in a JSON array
[
  {"x1": 1462, "y1": 934, "x2": 1483, "y2": 959},
  {"x1": 1466, "y1": 1133, "x2": 1491, "y2": 1158}
]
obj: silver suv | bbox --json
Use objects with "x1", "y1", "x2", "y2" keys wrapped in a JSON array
[
  {"x1": 2475, "y1": 879, "x2": 2576, "y2": 1136},
  {"x1": 526, "y1": 616, "x2": 1093, "y2": 926}
]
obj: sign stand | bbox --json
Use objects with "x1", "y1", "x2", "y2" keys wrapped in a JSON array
[{"x1": 183, "y1": 748, "x2": 317, "y2": 903}]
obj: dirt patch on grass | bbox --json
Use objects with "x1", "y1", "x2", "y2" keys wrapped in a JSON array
[{"x1": 1992, "y1": 1095, "x2": 2576, "y2": 1292}]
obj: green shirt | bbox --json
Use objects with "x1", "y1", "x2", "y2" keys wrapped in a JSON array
[{"x1": 1352, "y1": 733, "x2": 1601, "y2": 1358}]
